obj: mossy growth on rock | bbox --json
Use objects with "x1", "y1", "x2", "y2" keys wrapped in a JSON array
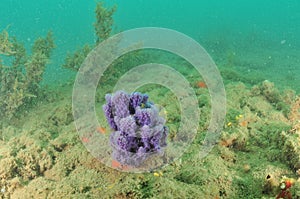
[
  {"x1": 0, "y1": 29, "x2": 55, "y2": 119},
  {"x1": 250, "y1": 80, "x2": 292, "y2": 117}
]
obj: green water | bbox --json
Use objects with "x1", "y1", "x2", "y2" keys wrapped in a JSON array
[{"x1": 1, "y1": 0, "x2": 300, "y2": 90}]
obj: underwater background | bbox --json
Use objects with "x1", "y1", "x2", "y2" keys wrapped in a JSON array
[
  {"x1": 1, "y1": 0, "x2": 300, "y2": 198},
  {"x1": 1, "y1": 0, "x2": 300, "y2": 90}
]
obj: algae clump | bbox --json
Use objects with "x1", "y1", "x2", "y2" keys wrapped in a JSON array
[
  {"x1": 94, "y1": 2, "x2": 117, "y2": 44},
  {"x1": 63, "y1": 2, "x2": 116, "y2": 71},
  {"x1": 0, "y1": 30, "x2": 55, "y2": 119}
]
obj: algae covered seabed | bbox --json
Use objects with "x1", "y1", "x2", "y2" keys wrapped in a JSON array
[{"x1": 1, "y1": 2, "x2": 300, "y2": 199}]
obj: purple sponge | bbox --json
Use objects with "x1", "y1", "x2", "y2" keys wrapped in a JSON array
[{"x1": 103, "y1": 91, "x2": 168, "y2": 166}]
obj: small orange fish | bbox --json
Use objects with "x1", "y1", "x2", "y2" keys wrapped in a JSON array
[
  {"x1": 197, "y1": 81, "x2": 207, "y2": 88},
  {"x1": 96, "y1": 126, "x2": 106, "y2": 134}
]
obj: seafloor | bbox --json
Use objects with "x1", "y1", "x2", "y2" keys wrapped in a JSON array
[{"x1": 1, "y1": 53, "x2": 300, "y2": 199}]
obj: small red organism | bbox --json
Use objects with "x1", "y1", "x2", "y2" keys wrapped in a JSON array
[
  {"x1": 96, "y1": 126, "x2": 106, "y2": 134},
  {"x1": 111, "y1": 159, "x2": 131, "y2": 171},
  {"x1": 197, "y1": 81, "x2": 207, "y2": 88},
  {"x1": 81, "y1": 137, "x2": 89, "y2": 143},
  {"x1": 276, "y1": 179, "x2": 293, "y2": 199},
  {"x1": 111, "y1": 159, "x2": 121, "y2": 168},
  {"x1": 239, "y1": 120, "x2": 248, "y2": 127}
]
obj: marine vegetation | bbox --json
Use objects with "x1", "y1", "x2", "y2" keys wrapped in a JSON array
[
  {"x1": 62, "y1": 44, "x2": 91, "y2": 71},
  {"x1": 63, "y1": 2, "x2": 116, "y2": 70},
  {"x1": 0, "y1": 29, "x2": 55, "y2": 119},
  {"x1": 94, "y1": 2, "x2": 117, "y2": 44}
]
